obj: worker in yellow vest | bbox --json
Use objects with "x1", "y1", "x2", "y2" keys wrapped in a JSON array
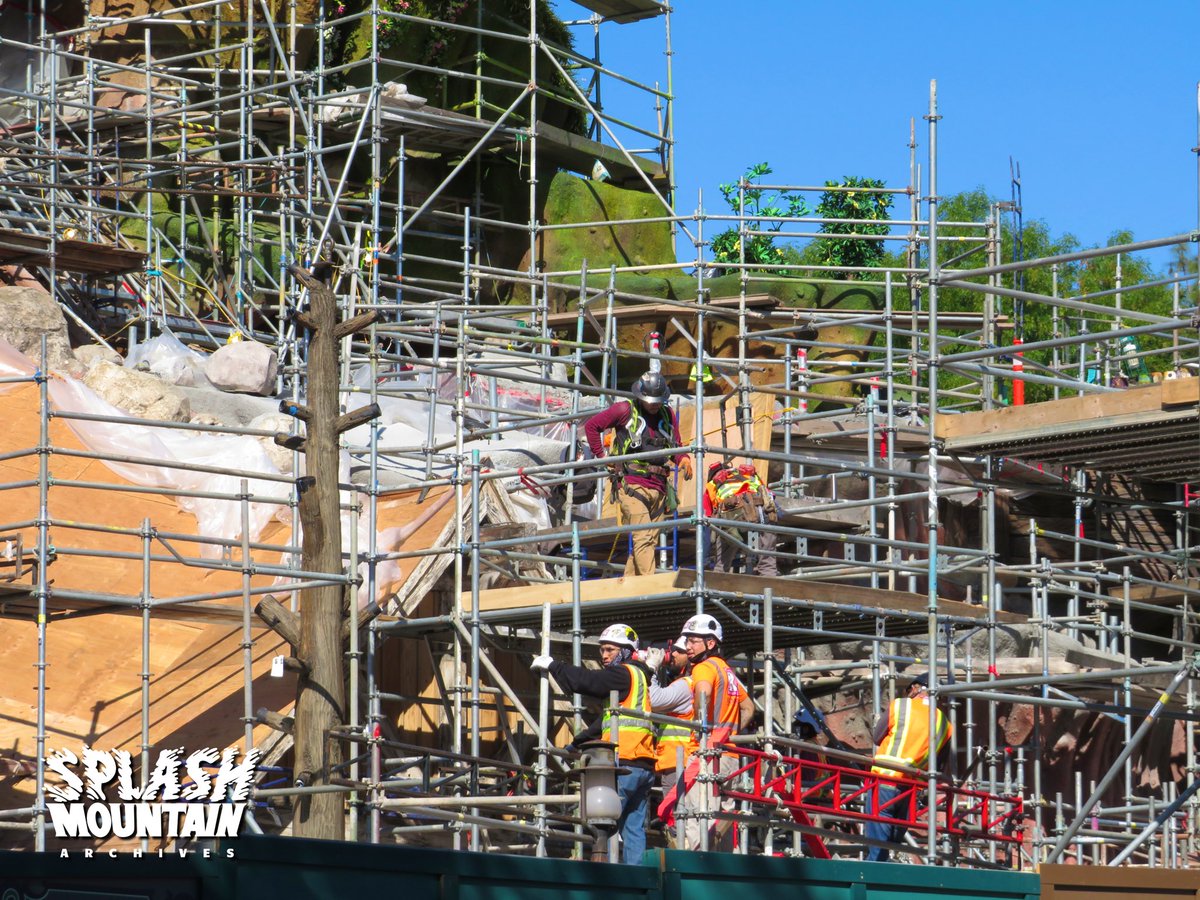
[
  {"x1": 865, "y1": 672, "x2": 952, "y2": 862},
  {"x1": 704, "y1": 460, "x2": 779, "y2": 577},
  {"x1": 648, "y1": 636, "x2": 697, "y2": 798},
  {"x1": 584, "y1": 372, "x2": 694, "y2": 576},
  {"x1": 531, "y1": 623, "x2": 657, "y2": 864}
]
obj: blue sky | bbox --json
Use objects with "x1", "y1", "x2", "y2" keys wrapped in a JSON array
[{"x1": 556, "y1": 1, "x2": 1200, "y2": 271}]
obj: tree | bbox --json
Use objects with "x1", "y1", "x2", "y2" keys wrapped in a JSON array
[
  {"x1": 710, "y1": 162, "x2": 807, "y2": 273},
  {"x1": 902, "y1": 189, "x2": 1175, "y2": 403},
  {"x1": 810, "y1": 176, "x2": 894, "y2": 277},
  {"x1": 282, "y1": 264, "x2": 380, "y2": 840}
]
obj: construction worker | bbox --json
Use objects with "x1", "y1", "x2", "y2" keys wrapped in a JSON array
[
  {"x1": 584, "y1": 372, "x2": 694, "y2": 577},
  {"x1": 646, "y1": 636, "x2": 697, "y2": 802},
  {"x1": 865, "y1": 672, "x2": 952, "y2": 862},
  {"x1": 792, "y1": 707, "x2": 829, "y2": 766},
  {"x1": 530, "y1": 623, "x2": 656, "y2": 864},
  {"x1": 672, "y1": 613, "x2": 753, "y2": 851},
  {"x1": 703, "y1": 459, "x2": 779, "y2": 577}
]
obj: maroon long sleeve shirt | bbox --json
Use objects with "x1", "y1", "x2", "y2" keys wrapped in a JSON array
[{"x1": 584, "y1": 399, "x2": 687, "y2": 494}]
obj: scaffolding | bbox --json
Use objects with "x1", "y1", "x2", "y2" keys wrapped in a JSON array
[{"x1": 0, "y1": 0, "x2": 1199, "y2": 871}]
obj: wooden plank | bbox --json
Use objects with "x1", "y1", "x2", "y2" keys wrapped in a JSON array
[
  {"x1": 1161, "y1": 374, "x2": 1200, "y2": 407},
  {"x1": 684, "y1": 570, "x2": 1021, "y2": 624},
  {"x1": 1105, "y1": 581, "x2": 1200, "y2": 607},
  {"x1": 464, "y1": 571, "x2": 683, "y2": 612},
  {"x1": 463, "y1": 567, "x2": 1020, "y2": 625},
  {"x1": 937, "y1": 383, "x2": 1164, "y2": 443}
]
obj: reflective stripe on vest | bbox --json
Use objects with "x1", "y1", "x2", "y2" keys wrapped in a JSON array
[
  {"x1": 614, "y1": 405, "x2": 675, "y2": 476},
  {"x1": 656, "y1": 677, "x2": 697, "y2": 772},
  {"x1": 603, "y1": 664, "x2": 657, "y2": 763},
  {"x1": 713, "y1": 474, "x2": 763, "y2": 503},
  {"x1": 871, "y1": 695, "x2": 951, "y2": 778},
  {"x1": 694, "y1": 657, "x2": 743, "y2": 728}
]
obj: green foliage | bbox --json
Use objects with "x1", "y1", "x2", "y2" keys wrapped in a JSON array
[
  {"x1": 902, "y1": 188, "x2": 1179, "y2": 404},
  {"x1": 710, "y1": 162, "x2": 807, "y2": 272},
  {"x1": 810, "y1": 176, "x2": 893, "y2": 277},
  {"x1": 331, "y1": 0, "x2": 580, "y2": 131}
]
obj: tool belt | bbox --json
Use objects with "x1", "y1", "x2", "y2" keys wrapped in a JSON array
[{"x1": 719, "y1": 490, "x2": 776, "y2": 522}]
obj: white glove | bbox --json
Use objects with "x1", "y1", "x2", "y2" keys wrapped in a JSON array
[
  {"x1": 643, "y1": 647, "x2": 665, "y2": 671},
  {"x1": 530, "y1": 655, "x2": 554, "y2": 672}
]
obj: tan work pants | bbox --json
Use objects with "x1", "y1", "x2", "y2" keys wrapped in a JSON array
[{"x1": 618, "y1": 482, "x2": 667, "y2": 577}]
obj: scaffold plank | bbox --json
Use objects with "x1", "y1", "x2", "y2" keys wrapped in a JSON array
[
  {"x1": 0, "y1": 228, "x2": 146, "y2": 276},
  {"x1": 938, "y1": 381, "x2": 1200, "y2": 481},
  {"x1": 568, "y1": 0, "x2": 665, "y2": 24},
  {"x1": 456, "y1": 569, "x2": 1022, "y2": 656},
  {"x1": 534, "y1": 121, "x2": 665, "y2": 187}
]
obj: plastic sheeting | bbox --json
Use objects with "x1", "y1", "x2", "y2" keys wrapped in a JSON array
[
  {"x1": 49, "y1": 377, "x2": 292, "y2": 554},
  {"x1": 125, "y1": 329, "x2": 212, "y2": 388},
  {"x1": 0, "y1": 337, "x2": 290, "y2": 557}
]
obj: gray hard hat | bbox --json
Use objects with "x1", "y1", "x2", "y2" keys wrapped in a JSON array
[{"x1": 632, "y1": 371, "x2": 670, "y2": 406}]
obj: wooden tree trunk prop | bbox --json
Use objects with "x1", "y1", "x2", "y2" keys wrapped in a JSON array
[{"x1": 283, "y1": 263, "x2": 378, "y2": 840}]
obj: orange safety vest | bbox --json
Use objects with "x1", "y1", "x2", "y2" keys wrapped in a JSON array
[
  {"x1": 655, "y1": 676, "x2": 698, "y2": 773},
  {"x1": 708, "y1": 465, "x2": 764, "y2": 506},
  {"x1": 871, "y1": 694, "x2": 952, "y2": 778},
  {"x1": 691, "y1": 656, "x2": 745, "y2": 730},
  {"x1": 602, "y1": 664, "x2": 657, "y2": 764}
]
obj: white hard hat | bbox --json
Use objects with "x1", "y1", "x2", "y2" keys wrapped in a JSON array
[
  {"x1": 598, "y1": 623, "x2": 639, "y2": 651},
  {"x1": 672, "y1": 636, "x2": 689, "y2": 653},
  {"x1": 681, "y1": 614, "x2": 722, "y2": 643}
]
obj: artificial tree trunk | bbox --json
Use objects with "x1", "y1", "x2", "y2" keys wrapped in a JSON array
[{"x1": 283, "y1": 263, "x2": 377, "y2": 840}]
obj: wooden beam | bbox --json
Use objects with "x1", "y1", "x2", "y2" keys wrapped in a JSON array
[
  {"x1": 937, "y1": 383, "x2": 1166, "y2": 444},
  {"x1": 255, "y1": 594, "x2": 302, "y2": 648}
]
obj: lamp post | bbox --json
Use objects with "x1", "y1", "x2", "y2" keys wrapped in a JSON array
[{"x1": 572, "y1": 741, "x2": 624, "y2": 862}]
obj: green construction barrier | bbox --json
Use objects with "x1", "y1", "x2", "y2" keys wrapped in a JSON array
[
  {"x1": 0, "y1": 836, "x2": 1040, "y2": 900},
  {"x1": 651, "y1": 849, "x2": 1040, "y2": 900}
]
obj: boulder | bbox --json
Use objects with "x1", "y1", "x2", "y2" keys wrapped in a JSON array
[
  {"x1": 74, "y1": 343, "x2": 123, "y2": 371},
  {"x1": 175, "y1": 384, "x2": 278, "y2": 427},
  {"x1": 83, "y1": 360, "x2": 190, "y2": 422},
  {"x1": 249, "y1": 412, "x2": 301, "y2": 474},
  {"x1": 189, "y1": 412, "x2": 224, "y2": 428},
  {"x1": 205, "y1": 341, "x2": 278, "y2": 396},
  {"x1": 0, "y1": 285, "x2": 83, "y2": 376}
]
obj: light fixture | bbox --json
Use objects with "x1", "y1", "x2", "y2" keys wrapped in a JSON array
[{"x1": 571, "y1": 740, "x2": 624, "y2": 861}]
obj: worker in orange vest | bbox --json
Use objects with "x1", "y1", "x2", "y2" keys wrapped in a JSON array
[
  {"x1": 531, "y1": 623, "x2": 656, "y2": 864},
  {"x1": 865, "y1": 672, "x2": 952, "y2": 862},
  {"x1": 674, "y1": 613, "x2": 754, "y2": 851},
  {"x1": 703, "y1": 460, "x2": 779, "y2": 577}
]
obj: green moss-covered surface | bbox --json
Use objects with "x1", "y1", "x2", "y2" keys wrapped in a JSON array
[
  {"x1": 335, "y1": 0, "x2": 581, "y2": 133},
  {"x1": 526, "y1": 171, "x2": 676, "y2": 276}
]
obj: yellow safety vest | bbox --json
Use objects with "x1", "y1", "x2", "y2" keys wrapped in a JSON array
[
  {"x1": 655, "y1": 676, "x2": 697, "y2": 773},
  {"x1": 602, "y1": 664, "x2": 657, "y2": 763},
  {"x1": 871, "y1": 695, "x2": 951, "y2": 779},
  {"x1": 614, "y1": 405, "x2": 676, "y2": 477}
]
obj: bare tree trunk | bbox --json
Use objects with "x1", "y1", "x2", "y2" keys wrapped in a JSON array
[
  {"x1": 288, "y1": 265, "x2": 348, "y2": 840},
  {"x1": 279, "y1": 264, "x2": 379, "y2": 841}
]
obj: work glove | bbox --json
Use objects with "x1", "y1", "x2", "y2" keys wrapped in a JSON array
[
  {"x1": 677, "y1": 456, "x2": 694, "y2": 481},
  {"x1": 530, "y1": 654, "x2": 554, "y2": 672},
  {"x1": 642, "y1": 646, "x2": 665, "y2": 671}
]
